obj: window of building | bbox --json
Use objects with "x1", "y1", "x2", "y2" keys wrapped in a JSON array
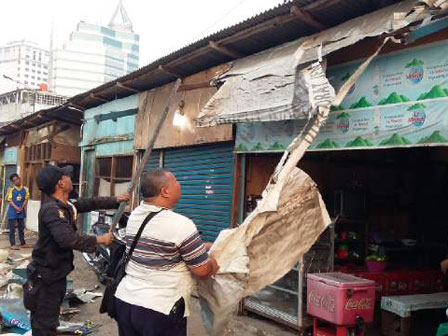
[
  {"x1": 37, "y1": 71, "x2": 41, "y2": 74},
  {"x1": 24, "y1": 81, "x2": 28, "y2": 84},
  {"x1": 24, "y1": 74, "x2": 28, "y2": 78},
  {"x1": 23, "y1": 144, "x2": 58, "y2": 200},
  {"x1": 32, "y1": 63, "x2": 36, "y2": 66},
  {"x1": 43, "y1": 65, "x2": 48, "y2": 69},
  {"x1": 37, "y1": 77, "x2": 41, "y2": 80},
  {"x1": 43, "y1": 71, "x2": 48, "y2": 75},
  {"x1": 95, "y1": 156, "x2": 133, "y2": 197},
  {"x1": 25, "y1": 68, "x2": 29, "y2": 71},
  {"x1": 25, "y1": 55, "x2": 29, "y2": 58},
  {"x1": 31, "y1": 82, "x2": 35, "y2": 85},
  {"x1": 25, "y1": 61, "x2": 29, "y2": 65}
]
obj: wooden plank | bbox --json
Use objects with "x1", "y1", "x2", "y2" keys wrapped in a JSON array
[
  {"x1": 134, "y1": 65, "x2": 233, "y2": 150},
  {"x1": 50, "y1": 144, "x2": 81, "y2": 164},
  {"x1": 231, "y1": 153, "x2": 240, "y2": 228},
  {"x1": 135, "y1": 90, "x2": 156, "y2": 149}
]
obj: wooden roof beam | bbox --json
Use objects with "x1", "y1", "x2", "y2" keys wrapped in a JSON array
[
  {"x1": 158, "y1": 65, "x2": 182, "y2": 78},
  {"x1": 68, "y1": 102, "x2": 85, "y2": 110},
  {"x1": 117, "y1": 82, "x2": 139, "y2": 93},
  {"x1": 209, "y1": 41, "x2": 243, "y2": 58},
  {"x1": 89, "y1": 94, "x2": 108, "y2": 103},
  {"x1": 290, "y1": 5, "x2": 327, "y2": 30},
  {"x1": 167, "y1": 14, "x2": 298, "y2": 69},
  {"x1": 179, "y1": 81, "x2": 215, "y2": 92},
  {"x1": 23, "y1": 120, "x2": 38, "y2": 127}
]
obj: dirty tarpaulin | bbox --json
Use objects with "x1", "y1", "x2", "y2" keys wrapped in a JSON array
[
  {"x1": 196, "y1": 1, "x2": 448, "y2": 334},
  {"x1": 195, "y1": 0, "x2": 445, "y2": 128}
]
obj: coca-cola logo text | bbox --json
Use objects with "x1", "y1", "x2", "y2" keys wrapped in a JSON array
[
  {"x1": 345, "y1": 298, "x2": 372, "y2": 311},
  {"x1": 308, "y1": 291, "x2": 335, "y2": 313}
]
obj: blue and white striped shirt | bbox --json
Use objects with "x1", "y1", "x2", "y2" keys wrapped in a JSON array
[{"x1": 115, "y1": 202, "x2": 210, "y2": 317}]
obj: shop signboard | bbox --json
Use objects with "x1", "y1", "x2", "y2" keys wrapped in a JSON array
[
  {"x1": 235, "y1": 42, "x2": 448, "y2": 152},
  {"x1": 3, "y1": 147, "x2": 18, "y2": 164}
]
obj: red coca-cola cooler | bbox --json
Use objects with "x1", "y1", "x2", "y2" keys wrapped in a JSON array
[{"x1": 307, "y1": 273, "x2": 376, "y2": 326}]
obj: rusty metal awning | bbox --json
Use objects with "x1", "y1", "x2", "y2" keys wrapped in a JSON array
[{"x1": 195, "y1": 0, "x2": 447, "y2": 127}]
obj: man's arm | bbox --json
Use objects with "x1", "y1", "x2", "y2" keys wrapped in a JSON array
[
  {"x1": 441, "y1": 259, "x2": 448, "y2": 273},
  {"x1": 21, "y1": 187, "x2": 30, "y2": 211},
  {"x1": 179, "y1": 231, "x2": 219, "y2": 280},
  {"x1": 189, "y1": 256, "x2": 219, "y2": 280},
  {"x1": 43, "y1": 206, "x2": 112, "y2": 252},
  {"x1": 72, "y1": 193, "x2": 130, "y2": 213}
]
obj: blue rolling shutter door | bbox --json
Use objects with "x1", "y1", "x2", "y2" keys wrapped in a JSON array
[{"x1": 163, "y1": 143, "x2": 234, "y2": 242}]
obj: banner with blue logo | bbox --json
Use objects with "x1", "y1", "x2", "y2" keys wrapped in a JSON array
[{"x1": 235, "y1": 41, "x2": 448, "y2": 152}]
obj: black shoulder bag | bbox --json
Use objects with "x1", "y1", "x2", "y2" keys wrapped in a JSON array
[{"x1": 100, "y1": 210, "x2": 163, "y2": 319}]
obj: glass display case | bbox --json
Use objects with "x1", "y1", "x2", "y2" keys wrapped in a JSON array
[{"x1": 243, "y1": 225, "x2": 334, "y2": 329}]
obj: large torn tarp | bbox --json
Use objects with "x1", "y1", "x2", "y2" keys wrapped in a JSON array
[
  {"x1": 198, "y1": 168, "x2": 331, "y2": 333},
  {"x1": 196, "y1": 0, "x2": 447, "y2": 127},
  {"x1": 197, "y1": 14, "x2": 395, "y2": 336}
]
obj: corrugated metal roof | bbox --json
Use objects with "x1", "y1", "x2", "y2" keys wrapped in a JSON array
[
  {"x1": 0, "y1": 104, "x2": 82, "y2": 135},
  {"x1": 65, "y1": 0, "x2": 403, "y2": 110},
  {"x1": 0, "y1": 0, "x2": 404, "y2": 136}
]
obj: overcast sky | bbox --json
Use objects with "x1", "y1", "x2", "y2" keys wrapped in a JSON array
[{"x1": 0, "y1": 0, "x2": 283, "y2": 66}]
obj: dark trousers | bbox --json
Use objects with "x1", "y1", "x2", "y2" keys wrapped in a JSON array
[
  {"x1": 115, "y1": 297, "x2": 187, "y2": 336},
  {"x1": 9, "y1": 218, "x2": 25, "y2": 246},
  {"x1": 27, "y1": 278, "x2": 67, "y2": 336}
]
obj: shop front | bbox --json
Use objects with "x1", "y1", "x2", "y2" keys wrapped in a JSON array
[
  {"x1": 233, "y1": 38, "x2": 448, "y2": 332},
  {"x1": 0, "y1": 144, "x2": 19, "y2": 222},
  {"x1": 134, "y1": 65, "x2": 236, "y2": 241},
  {"x1": 80, "y1": 95, "x2": 138, "y2": 233}
]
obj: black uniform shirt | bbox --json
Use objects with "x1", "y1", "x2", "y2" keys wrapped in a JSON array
[{"x1": 31, "y1": 196, "x2": 119, "y2": 281}]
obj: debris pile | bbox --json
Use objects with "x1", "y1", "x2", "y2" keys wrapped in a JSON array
[{"x1": 0, "y1": 248, "x2": 102, "y2": 335}]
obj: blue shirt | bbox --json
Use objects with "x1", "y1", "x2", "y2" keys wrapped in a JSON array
[{"x1": 7, "y1": 186, "x2": 30, "y2": 220}]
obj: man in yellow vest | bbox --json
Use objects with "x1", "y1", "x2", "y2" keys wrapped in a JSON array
[{"x1": 7, "y1": 173, "x2": 31, "y2": 250}]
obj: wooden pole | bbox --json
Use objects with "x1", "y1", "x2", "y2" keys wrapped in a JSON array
[{"x1": 109, "y1": 78, "x2": 182, "y2": 232}]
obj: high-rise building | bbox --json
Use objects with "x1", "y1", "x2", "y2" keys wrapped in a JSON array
[
  {"x1": 50, "y1": 0, "x2": 139, "y2": 97},
  {"x1": 0, "y1": 89, "x2": 67, "y2": 123},
  {"x1": 0, "y1": 40, "x2": 50, "y2": 94}
]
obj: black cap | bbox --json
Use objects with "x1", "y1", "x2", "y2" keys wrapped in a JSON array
[{"x1": 37, "y1": 165, "x2": 73, "y2": 194}]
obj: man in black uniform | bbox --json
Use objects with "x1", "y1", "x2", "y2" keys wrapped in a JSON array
[{"x1": 24, "y1": 165, "x2": 130, "y2": 336}]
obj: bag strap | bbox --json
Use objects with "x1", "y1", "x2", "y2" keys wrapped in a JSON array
[{"x1": 125, "y1": 209, "x2": 164, "y2": 264}]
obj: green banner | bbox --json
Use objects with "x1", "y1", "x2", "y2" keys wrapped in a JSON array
[{"x1": 235, "y1": 42, "x2": 448, "y2": 152}]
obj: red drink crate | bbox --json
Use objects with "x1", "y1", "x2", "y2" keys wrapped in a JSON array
[
  {"x1": 409, "y1": 270, "x2": 445, "y2": 294},
  {"x1": 307, "y1": 272, "x2": 376, "y2": 326},
  {"x1": 430, "y1": 271, "x2": 445, "y2": 292},
  {"x1": 409, "y1": 270, "x2": 432, "y2": 294},
  {"x1": 356, "y1": 271, "x2": 388, "y2": 298},
  {"x1": 386, "y1": 272, "x2": 411, "y2": 295}
]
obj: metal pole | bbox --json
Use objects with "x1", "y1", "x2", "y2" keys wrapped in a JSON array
[
  {"x1": 109, "y1": 78, "x2": 182, "y2": 232},
  {"x1": 33, "y1": 89, "x2": 36, "y2": 113}
]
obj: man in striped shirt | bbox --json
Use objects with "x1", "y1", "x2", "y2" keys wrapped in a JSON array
[{"x1": 115, "y1": 168, "x2": 219, "y2": 336}]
